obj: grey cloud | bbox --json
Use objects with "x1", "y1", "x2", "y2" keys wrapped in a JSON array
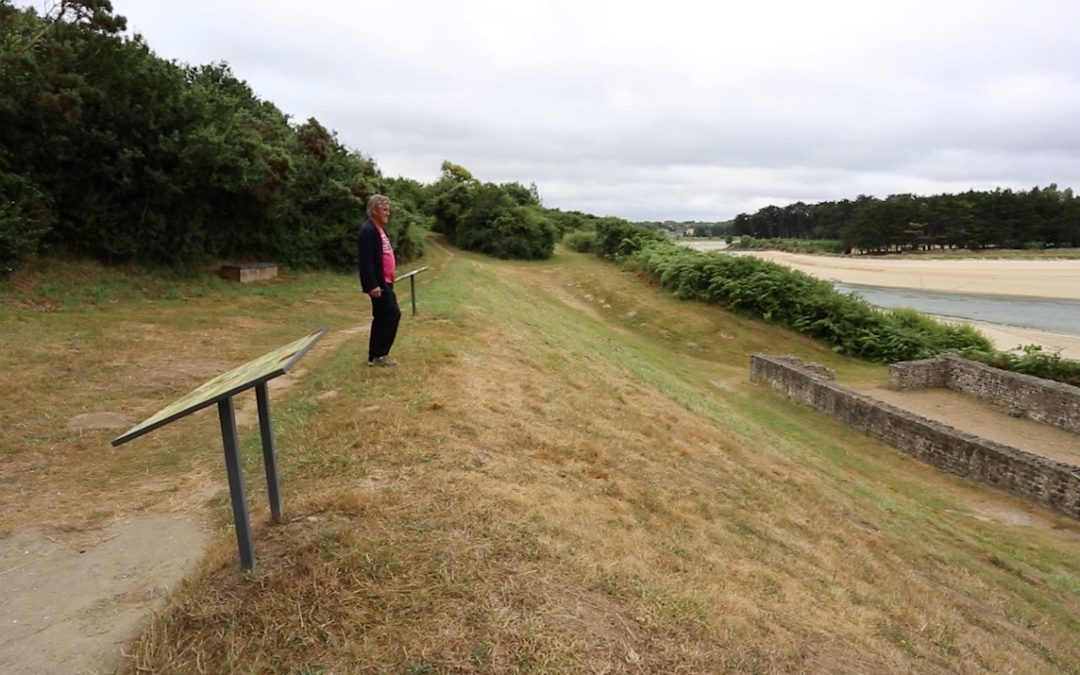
[{"x1": 36, "y1": 0, "x2": 1080, "y2": 220}]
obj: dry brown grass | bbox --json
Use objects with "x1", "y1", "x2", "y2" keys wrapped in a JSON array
[
  {"x1": 0, "y1": 260, "x2": 361, "y2": 538},
  {"x1": 5, "y1": 246, "x2": 1080, "y2": 673}
]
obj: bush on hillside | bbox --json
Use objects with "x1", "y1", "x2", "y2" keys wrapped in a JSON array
[
  {"x1": 563, "y1": 229, "x2": 598, "y2": 253},
  {"x1": 0, "y1": 6, "x2": 421, "y2": 272},
  {"x1": 593, "y1": 217, "x2": 666, "y2": 259},
  {"x1": 967, "y1": 344, "x2": 1080, "y2": 387},
  {"x1": 728, "y1": 236, "x2": 846, "y2": 254},
  {"x1": 624, "y1": 239, "x2": 993, "y2": 363},
  {"x1": 430, "y1": 166, "x2": 557, "y2": 260},
  {"x1": 608, "y1": 237, "x2": 1080, "y2": 384}
]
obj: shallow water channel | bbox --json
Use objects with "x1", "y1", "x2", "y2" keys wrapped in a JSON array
[{"x1": 835, "y1": 283, "x2": 1080, "y2": 337}]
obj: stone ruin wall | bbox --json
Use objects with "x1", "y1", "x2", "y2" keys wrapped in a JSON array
[
  {"x1": 889, "y1": 354, "x2": 1080, "y2": 434},
  {"x1": 749, "y1": 354, "x2": 1080, "y2": 520}
]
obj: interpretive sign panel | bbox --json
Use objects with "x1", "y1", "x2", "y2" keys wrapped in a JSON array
[
  {"x1": 112, "y1": 327, "x2": 327, "y2": 570},
  {"x1": 113, "y1": 327, "x2": 326, "y2": 447}
]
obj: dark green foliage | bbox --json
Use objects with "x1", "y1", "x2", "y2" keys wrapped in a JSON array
[
  {"x1": 609, "y1": 239, "x2": 1080, "y2": 384},
  {"x1": 430, "y1": 182, "x2": 469, "y2": 239},
  {"x1": 727, "y1": 237, "x2": 845, "y2": 254},
  {"x1": 485, "y1": 206, "x2": 555, "y2": 259},
  {"x1": 0, "y1": 149, "x2": 55, "y2": 272},
  {"x1": 546, "y1": 209, "x2": 592, "y2": 235},
  {"x1": 429, "y1": 163, "x2": 556, "y2": 260},
  {"x1": 966, "y1": 345, "x2": 1080, "y2": 387},
  {"x1": 264, "y1": 118, "x2": 386, "y2": 271},
  {"x1": 578, "y1": 232, "x2": 1080, "y2": 384},
  {"x1": 4, "y1": 7, "x2": 208, "y2": 265},
  {"x1": 562, "y1": 229, "x2": 598, "y2": 253},
  {"x1": 454, "y1": 183, "x2": 517, "y2": 252},
  {"x1": 592, "y1": 217, "x2": 666, "y2": 259},
  {"x1": 0, "y1": 4, "x2": 421, "y2": 272},
  {"x1": 732, "y1": 186, "x2": 1079, "y2": 254},
  {"x1": 391, "y1": 211, "x2": 427, "y2": 264},
  {"x1": 384, "y1": 176, "x2": 433, "y2": 223},
  {"x1": 380, "y1": 177, "x2": 432, "y2": 266}
]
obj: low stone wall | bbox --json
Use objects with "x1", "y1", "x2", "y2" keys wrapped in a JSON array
[
  {"x1": 888, "y1": 357, "x2": 948, "y2": 390},
  {"x1": 750, "y1": 354, "x2": 1080, "y2": 520},
  {"x1": 890, "y1": 354, "x2": 1080, "y2": 434},
  {"x1": 220, "y1": 262, "x2": 278, "y2": 283}
]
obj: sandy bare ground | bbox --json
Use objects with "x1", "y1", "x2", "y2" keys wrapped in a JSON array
[
  {"x1": 733, "y1": 251, "x2": 1080, "y2": 359},
  {"x1": 963, "y1": 322, "x2": 1080, "y2": 360},
  {"x1": 0, "y1": 517, "x2": 207, "y2": 675},
  {"x1": 736, "y1": 251, "x2": 1080, "y2": 300}
]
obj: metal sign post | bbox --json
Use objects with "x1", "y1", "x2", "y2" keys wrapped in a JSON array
[
  {"x1": 395, "y1": 266, "x2": 430, "y2": 316},
  {"x1": 112, "y1": 327, "x2": 327, "y2": 570},
  {"x1": 255, "y1": 382, "x2": 283, "y2": 524},
  {"x1": 218, "y1": 396, "x2": 255, "y2": 569}
]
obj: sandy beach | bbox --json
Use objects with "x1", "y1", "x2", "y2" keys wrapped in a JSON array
[
  {"x1": 963, "y1": 322, "x2": 1080, "y2": 360},
  {"x1": 737, "y1": 251, "x2": 1080, "y2": 301},
  {"x1": 728, "y1": 250, "x2": 1080, "y2": 359}
]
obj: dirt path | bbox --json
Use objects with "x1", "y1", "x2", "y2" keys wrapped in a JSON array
[{"x1": 0, "y1": 517, "x2": 207, "y2": 675}]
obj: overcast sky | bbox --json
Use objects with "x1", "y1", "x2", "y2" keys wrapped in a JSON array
[{"x1": 28, "y1": 0, "x2": 1080, "y2": 221}]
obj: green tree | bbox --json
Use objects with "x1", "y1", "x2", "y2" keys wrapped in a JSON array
[{"x1": 428, "y1": 162, "x2": 556, "y2": 259}]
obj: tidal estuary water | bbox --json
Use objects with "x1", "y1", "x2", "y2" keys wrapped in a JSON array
[{"x1": 835, "y1": 283, "x2": 1080, "y2": 337}]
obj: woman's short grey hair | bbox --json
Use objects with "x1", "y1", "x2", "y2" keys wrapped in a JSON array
[{"x1": 367, "y1": 194, "x2": 390, "y2": 217}]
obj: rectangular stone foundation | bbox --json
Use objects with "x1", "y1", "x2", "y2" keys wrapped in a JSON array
[
  {"x1": 219, "y1": 263, "x2": 278, "y2": 283},
  {"x1": 890, "y1": 354, "x2": 1080, "y2": 433},
  {"x1": 750, "y1": 353, "x2": 1080, "y2": 520}
]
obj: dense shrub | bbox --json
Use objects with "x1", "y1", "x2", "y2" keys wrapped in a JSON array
[
  {"x1": 608, "y1": 237, "x2": 1080, "y2": 383},
  {"x1": 593, "y1": 217, "x2": 666, "y2": 259},
  {"x1": 732, "y1": 188, "x2": 1080, "y2": 253},
  {"x1": 966, "y1": 344, "x2": 1080, "y2": 387},
  {"x1": 625, "y1": 239, "x2": 992, "y2": 363},
  {"x1": 430, "y1": 166, "x2": 556, "y2": 260},
  {"x1": 0, "y1": 165, "x2": 55, "y2": 272},
  {"x1": 563, "y1": 229, "x2": 598, "y2": 253},
  {"x1": 483, "y1": 206, "x2": 556, "y2": 260}
]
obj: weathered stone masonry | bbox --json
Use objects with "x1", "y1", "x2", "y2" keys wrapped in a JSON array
[
  {"x1": 750, "y1": 354, "x2": 1080, "y2": 520},
  {"x1": 890, "y1": 354, "x2": 1080, "y2": 434}
]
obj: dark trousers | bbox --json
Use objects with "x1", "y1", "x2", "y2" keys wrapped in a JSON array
[{"x1": 368, "y1": 284, "x2": 401, "y2": 361}]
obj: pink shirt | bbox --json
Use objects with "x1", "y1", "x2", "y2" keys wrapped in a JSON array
[{"x1": 377, "y1": 226, "x2": 396, "y2": 284}]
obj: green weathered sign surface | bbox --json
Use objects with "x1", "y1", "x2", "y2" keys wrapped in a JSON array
[{"x1": 112, "y1": 327, "x2": 326, "y2": 446}]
